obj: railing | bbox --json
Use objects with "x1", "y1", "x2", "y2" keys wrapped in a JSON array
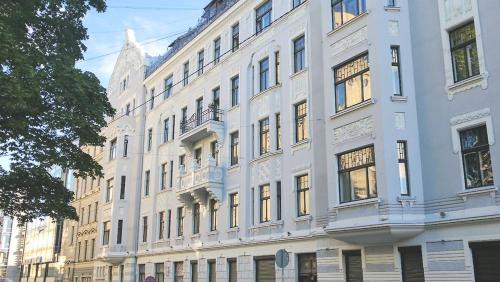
[
  {"x1": 177, "y1": 156, "x2": 223, "y2": 192},
  {"x1": 180, "y1": 105, "x2": 223, "y2": 135}
]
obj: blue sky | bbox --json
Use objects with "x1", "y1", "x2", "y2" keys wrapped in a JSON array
[
  {"x1": 78, "y1": 0, "x2": 209, "y2": 87},
  {"x1": 0, "y1": 1, "x2": 209, "y2": 170}
]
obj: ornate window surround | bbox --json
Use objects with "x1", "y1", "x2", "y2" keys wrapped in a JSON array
[
  {"x1": 437, "y1": 0, "x2": 488, "y2": 99},
  {"x1": 449, "y1": 108, "x2": 495, "y2": 192}
]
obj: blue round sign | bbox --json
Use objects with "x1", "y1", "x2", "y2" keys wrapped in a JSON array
[{"x1": 144, "y1": 276, "x2": 155, "y2": 282}]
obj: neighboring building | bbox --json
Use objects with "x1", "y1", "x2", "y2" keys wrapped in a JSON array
[
  {"x1": 5, "y1": 218, "x2": 25, "y2": 282},
  {"x1": 18, "y1": 167, "x2": 67, "y2": 282},
  {"x1": 37, "y1": 0, "x2": 500, "y2": 281},
  {"x1": 0, "y1": 214, "x2": 14, "y2": 279},
  {"x1": 60, "y1": 148, "x2": 102, "y2": 282}
]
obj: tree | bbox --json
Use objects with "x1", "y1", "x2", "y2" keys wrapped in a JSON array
[{"x1": 0, "y1": 0, "x2": 114, "y2": 224}]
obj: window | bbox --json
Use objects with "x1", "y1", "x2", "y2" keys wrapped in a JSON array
[
  {"x1": 210, "y1": 140, "x2": 219, "y2": 165},
  {"x1": 214, "y1": 37, "x2": 221, "y2": 64},
  {"x1": 179, "y1": 154, "x2": 185, "y2": 168},
  {"x1": 260, "y1": 184, "x2": 271, "y2": 223},
  {"x1": 338, "y1": 145, "x2": 377, "y2": 203},
  {"x1": 208, "y1": 260, "x2": 216, "y2": 282},
  {"x1": 209, "y1": 199, "x2": 218, "y2": 231},
  {"x1": 144, "y1": 170, "x2": 150, "y2": 196},
  {"x1": 91, "y1": 238, "x2": 95, "y2": 258},
  {"x1": 293, "y1": 0, "x2": 304, "y2": 8},
  {"x1": 397, "y1": 141, "x2": 410, "y2": 195},
  {"x1": 275, "y1": 51, "x2": 280, "y2": 84},
  {"x1": 334, "y1": 53, "x2": 371, "y2": 112},
  {"x1": 94, "y1": 202, "x2": 98, "y2": 222},
  {"x1": 295, "y1": 101, "x2": 308, "y2": 143},
  {"x1": 155, "y1": 263, "x2": 165, "y2": 282},
  {"x1": 70, "y1": 226, "x2": 75, "y2": 245},
  {"x1": 230, "y1": 131, "x2": 239, "y2": 166},
  {"x1": 161, "y1": 163, "x2": 167, "y2": 190},
  {"x1": 108, "y1": 266, "x2": 113, "y2": 282},
  {"x1": 174, "y1": 262, "x2": 184, "y2": 282},
  {"x1": 167, "y1": 209, "x2": 172, "y2": 239},
  {"x1": 276, "y1": 113, "x2": 282, "y2": 149},
  {"x1": 177, "y1": 207, "x2": 184, "y2": 236},
  {"x1": 276, "y1": 181, "x2": 282, "y2": 220},
  {"x1": 259, "y1": 57, "x2": 269, "y2": 92},
  {"x1": 259, "y1": 118, "x2": 270, "y2": 155},
  {"x1": 117, "y1": 219, "x2": 123, "y2": 244},
  {"x1": 106, "y1": 178, "x2": 113, "y2": 203},
  {"x1": 228, "y1": 258, "x2": 237, "y2": 282},
  {"x1": 212, "y1": 87, "x2": 220, "y2": 112},
  {"x1": 387, "y1": 0, "x2": 397, "y2": 7},
  {"x1": 460, "y1": 125, "x2": 494, "y2": 189},
  {"x1": 109, "y1": 139, "x2": 117, "y2": 160},
  {"x1": 231, "y1": 75, "x2": 239, "y2": 107},
  {"x1": 194, "y1": 147, "x2": 202, "y2": 166},
  {"x1": 138, "y1": 264, "x2": 145, "y2": 282},
  {"x1": 294, "y1": 35, "x2": 305, "y2": 73},
  {"x1": 298, "y1": 253, "x2": 317, "y2": 282},
  {"x1": 80, "y1": 207, "x2": 84, "y2": 224},
  {"x1": 120, "y1": 176, "x2": 125, "y2": 199},
  {"x1": 450, "y1": 21, "x2": 479, "y2": 82},
  {"x1": 169, "y1": 160, "x2": 174, "y2": 188},
  {"x1": 164, "y1": 75, "x2": 173, "y2": 99},
  {"x1": 147, "y1": 128, "x2": 152, "y2": 151},
  {"x1": 125, "y1": 103, "x2": 130, "y2": 116},
  {"x1": 193, "y1": 203, "x2": 200, "y2": 234},
  {"x1": 256, "y1": 1, "x2": 272, "y2": 34},
  {"x1": 198, "y1": 50, "x2": 204, "y2": 76},
  {"x1": 297, "y1": 174, "x2": 310, "y2": 216},
  {"x1": 163, "y1": 118, "x2": 169, "y2": 143},
  {"x1": 172, "y1": 115, "x2": 176, "y2": 139},
  {"x1": 331, "y1": 0, "x2": 366, "y2": 30},
  {"x1": 183, "y1": 61, "x2": 189, "y2": 86},
  {"x1": 102, "y1": 221, "x2": 110, "y2": 245},
  {"x1": 150, "y1": 88, "x2": 155, "y2": 109},
  {"x1": 344, "y1": 250, "x2": 363, "y2": 282},
  {"x1": 229, "y1": 193, "x2": 239, "y2": 228},
  {"x1": 181, "y1": 107, "x2": 187, "y2": 130},
  {"x1": 158, "y1": 211, "x2": 165, "y2": 240},
  {"x1": 191, "y1": 262, "x2": 198, "y2": 282},
  {"x1": 232, "y1": 23, "x2": 240, "y2": 51},
  {"x1": 391, "y1": 46, "x2": 402, "y2": 96},
  {"x1": 142, "y1": 216, "x2": 148, "y2": 242},
  {"x1": 123, "y1": 135, "x2": 128, "y2": 157}
]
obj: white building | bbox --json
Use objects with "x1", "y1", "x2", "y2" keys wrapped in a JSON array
[{"x1": 63, "y1": 0, "x2": 500, "y2": 281}]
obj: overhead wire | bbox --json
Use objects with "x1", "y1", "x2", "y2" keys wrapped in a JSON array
[{"x1": 105, "y1": 0, "x2": 309, "y2": 126}]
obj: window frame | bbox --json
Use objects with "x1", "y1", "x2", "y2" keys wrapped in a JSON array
[
  {"x1": 109, "y1": 138, "x2": 117, "y2": 160},
  {"x1": 296, "y1": 174, "x2": 310, "y2": 216},
  {"x1": 459, "y1": 125, "x2": 494, "y2": 189},
  {"x1": 214, "y1": 37, "x2": 221, "y2": 64},
  {"x1": 230, "y1": 131, "x2": 239, "y2": 166},
  {"x1": 232, "y1": 23, "x2": 240, "y2": 52},
  {"x1": 259, "y1": 118, "x2": 271, "y2": 155},
  {"x1": 198, "y1": 49, "x2": 204, "y2": 76},
  {"x1": 229, "y1": 193, "x2": 239, "y2": 228},
  {"x1": 164, "y1": 75, "x2": 173, "y2": 99},
  {"x1": 256, "y1": 1, "x2": 272, "y2": 34},
  {"x1": 337, "y1": 145, "x2": 377, "y2": 203},
  {"x1": 397, "y1": 140, "x2": 410, "y2": 195},
  {"x1": 295, "y1": 101, "x2": 308, "y2": 143},
  {"x1": 449, "y1": 21, "x2": 480, "y2": 83},
  {"x1": 293, "y1": 35, "x2": 306, "y2": 73},
  {"x1": 144, "y1": 170, "x2": 150, "y2": 196},
  {"x1": 183, "y1": 61, "x2": 189, "y2": 86},
  {"x1": 158, "y1": 211, "x2": 165, "y2": 240},
  {"x1": 177, "y1": 207, "x2": 184, "y2": 236},
  {"x1": 333, "y1": 52, "x2": 371, "y2": 112},
  {"x1": 259, "y1": 184, "x2": 271, "y2": 223},
  {"x1": 192, "y1": 203, "x2": 200, "y2": 234},
  {"x1": 391, "y1": 45, "x2": 403, "y2": 96},
  {"x1": 331, "y1": 0, "x2": 367, "y2": 30},
  {"x1": 231, "y1": 75, "x2": 239, "y2": 107},
  {"x1": 259, "y1": 57, "x2": 269, "y2": 92},
  {"x1": 209, "y1": 199, "x2": 218, "y2": 231}
]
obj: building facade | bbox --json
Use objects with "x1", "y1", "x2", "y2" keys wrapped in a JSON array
[{"x1": 48, "y1": 0, "x2": 500, "y2": 281}]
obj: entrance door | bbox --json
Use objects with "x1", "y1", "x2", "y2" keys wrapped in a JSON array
[
  {"x1": 399, "y1": 246, "x2": 425, "y2": 282},
  {"x1": 470, "y1": 241, "x2": 500, "y2": 282},
  {"x1": 344, "y1": 250, "x2": 363, "y2": 282}
]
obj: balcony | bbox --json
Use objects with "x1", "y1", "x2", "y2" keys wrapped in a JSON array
[
  {"x1": 176, "y1": 155, "x2": 223, "y2": 205},
  {"x1": 180, "y1": 105, "x2": 224, "y2": 145},
  {"x1": 98, "y1": 244, "x2": 127, "y2": 265}
]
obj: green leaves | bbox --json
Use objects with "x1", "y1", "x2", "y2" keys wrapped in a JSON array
[{"x1": 0, "y1": 0, "x2": 113, "y2": 224}]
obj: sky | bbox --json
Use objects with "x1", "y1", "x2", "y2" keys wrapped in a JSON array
[
  {"x1": 0, "y1": 0, "x2": 209, "y2": 170},
  {"x1": 78, "y1": 0, "x2": 210, "y2": 87}
]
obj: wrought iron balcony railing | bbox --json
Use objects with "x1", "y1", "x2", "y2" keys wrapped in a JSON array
[{"x1": 180, "y1": 105, "x2": 223, "y2": 135}]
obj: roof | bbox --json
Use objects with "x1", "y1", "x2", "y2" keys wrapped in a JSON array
[{"x1": 144, "y1": 0, "x2": 239, "y2": 78}]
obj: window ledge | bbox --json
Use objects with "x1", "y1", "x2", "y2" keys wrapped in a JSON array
[
  {"x1": 226, "y1": 227, "x2": 239, "y2": 234},
  {"x1": 294, "y1": 214, "x2": 312, "y2": 223},
  {"x1": 335, "y1": 198, "x2": 380, "y2": 210},
  {"x1": 384, "y1": 6, "x2": 401, "y2": 12},
  {"x1": 250, "y1": 150, "x2": 283, "y2": 165},
  {"x1": 397, "y1": 196, "x2": 417, "y2": 207},
  {"x1": 208, "y1": 230, "x2": 219, "y2": 236},
  {"x1": 289, "y1": 68, "x2": 308, "y2": 79},
  {"x1": 228, "y1": 105, "x2": 240, "y2": 113},
  {"x1": 327, "y1": 11, "x2": 369, "y2": 37},
  {"x1": 291, "y1": 139, "x2": 310, "y2": 154},
  {"x1": 458, "y1": 185, "x2": 497, "y2": 201},
  {"x1": 447, "y1": 73, "x2": 488, "y2": 99},
  {"x1": 250, "y1": 84, "x2": 281, "y2": 102},
  {"x1": 227, "y1": 164, "x2": 240, "y2": 173},
  {"x1": 390, "y1": 95, "x2": 408, "y2": 102},
  {"x1": 191, "y1": 234, "x2": 201, "y2": 240},
  {"x1": 249, "y1": 220, "x2": 284, "y2": 231},
  {"x1": 330, "y1": 99, "x2": 375, "y2": 119}
]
